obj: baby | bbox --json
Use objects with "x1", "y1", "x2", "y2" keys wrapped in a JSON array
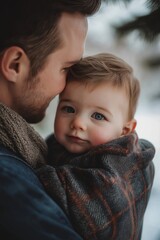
[
  {"x1": 38, "y1": 53, "x2": 155, "y2": 240},
  {"x1": 54, "y1": 53, "x2": 139, "y2": 154}
]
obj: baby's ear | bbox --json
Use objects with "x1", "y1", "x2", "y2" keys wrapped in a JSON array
[{"x1": 122, "y1": 119, "x2": 137, "y2": 135}]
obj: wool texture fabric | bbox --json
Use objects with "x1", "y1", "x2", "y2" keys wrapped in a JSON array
[
  {"x1": 0, "y1": 103, "x2": 47, "y2": 168},
  {"x1": 37, "y1": 133, "x2": 155, "y2": 240}
]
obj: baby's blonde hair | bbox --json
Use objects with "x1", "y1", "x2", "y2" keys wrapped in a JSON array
[{"x1": 67, "y1": 53, "x2": 140, "y2": 120}]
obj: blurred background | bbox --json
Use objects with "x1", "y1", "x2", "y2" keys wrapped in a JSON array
[{"x1": 33, "y1": 0, "x2": 160, "y2": 239}]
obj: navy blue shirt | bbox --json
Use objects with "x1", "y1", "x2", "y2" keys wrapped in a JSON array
[{"x1": 0, "y1": 146, "x2": 82, "y2": 240}]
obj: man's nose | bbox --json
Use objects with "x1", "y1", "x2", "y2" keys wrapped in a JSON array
[
  {"x1": 70, "y1": 116, "x2": 87, "y2": 131},
  {"x1": 59, "y1": 76, "x2": 67, "y2": 94}
]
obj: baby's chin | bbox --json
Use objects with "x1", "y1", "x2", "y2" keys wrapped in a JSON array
[{"x1": 64, "y1": 144, "x2": 89, "y2": 154}]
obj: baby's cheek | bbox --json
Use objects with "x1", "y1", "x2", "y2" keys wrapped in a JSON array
[{"x1": 91, "y1": 131, "x2": 108, "y2": 146}]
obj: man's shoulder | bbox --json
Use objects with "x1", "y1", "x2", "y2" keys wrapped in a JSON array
[
  {"x1": 0, "y1": 146, "x2": 82, "y2": 240},
  {"x1": 0, "y1": 145, "x2": 42, "y2": 187}
]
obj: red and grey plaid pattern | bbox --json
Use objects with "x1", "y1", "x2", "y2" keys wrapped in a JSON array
[{"x1": 37, "y1": 132, "x2": 155, "y2": 240}]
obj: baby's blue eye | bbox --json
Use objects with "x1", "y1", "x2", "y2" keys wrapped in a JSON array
[
  {"x1": 62, "y1": 106, "x2": 75, "y2": 113},
  {"x1": 92, "y1": 112, "x2": 105, "y2": 120}
]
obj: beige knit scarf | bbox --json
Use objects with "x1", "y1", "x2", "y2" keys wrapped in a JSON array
[{"x1": 0, "y1": 103, "x2": 47, "y2": 168}]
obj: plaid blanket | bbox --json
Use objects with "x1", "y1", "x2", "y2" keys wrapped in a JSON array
[{"x1": 37, "y1": 132, "x2": 155, "y2": 240}]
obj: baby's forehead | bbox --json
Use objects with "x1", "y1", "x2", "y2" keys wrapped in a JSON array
[
  {"x1": 66, "y1": 78, "x2": 125, "y2": 92},
  {"x1": 61, "y1": 79, "x2": 128, "y2": 102}
]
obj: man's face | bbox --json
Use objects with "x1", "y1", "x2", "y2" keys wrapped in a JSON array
[
  {"x1": 54, "y1": 81, "x2": 129, "y2": 154},
  {"x1": 12, "y1": 13, "x2": 88, "y2": 123}
]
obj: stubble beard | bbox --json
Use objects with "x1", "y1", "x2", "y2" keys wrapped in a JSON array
[{"x1": 14, "y1": 75, "x2": 50, "y2": 124}]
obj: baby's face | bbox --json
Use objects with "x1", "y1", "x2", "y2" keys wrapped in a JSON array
[{"x1": 54, "y1": 81, "x2": 129, "y2": 154}]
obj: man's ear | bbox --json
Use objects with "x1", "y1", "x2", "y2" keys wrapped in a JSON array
[
  {"x1": 122, "y1": 119, "x2": 137, "y2": 136},
  {"x1": 0, "y1": 46, "x2": 30, "y2": 83}
]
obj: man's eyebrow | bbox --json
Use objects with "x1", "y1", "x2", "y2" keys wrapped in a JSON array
[{"x1": 65, "y1": 58, "x2": 82, "y2": 65}]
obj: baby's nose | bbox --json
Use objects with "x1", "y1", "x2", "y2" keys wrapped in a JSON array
[{"x1": 70, "y1": 116, "x2": 87, "y2": 131}]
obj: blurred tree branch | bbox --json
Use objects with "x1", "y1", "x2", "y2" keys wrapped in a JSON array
[
  {"x1": 103, "y1": 0, "x2": 160, "y2": 41},
  {"x1": 114, "y1": 7, "x2": 160, "y2": 41},
  {"x1": 102, "y1": 0, "x2": 160, "y2": 100}
]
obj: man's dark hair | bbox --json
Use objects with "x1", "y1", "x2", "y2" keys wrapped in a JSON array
[{"x1": 0, "y1": 0, "x2": 101, "y2": 76}]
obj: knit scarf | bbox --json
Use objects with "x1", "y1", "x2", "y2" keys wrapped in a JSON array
[{"x1": 0, "y1": 103, "x2": 47, "y2": 168}]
